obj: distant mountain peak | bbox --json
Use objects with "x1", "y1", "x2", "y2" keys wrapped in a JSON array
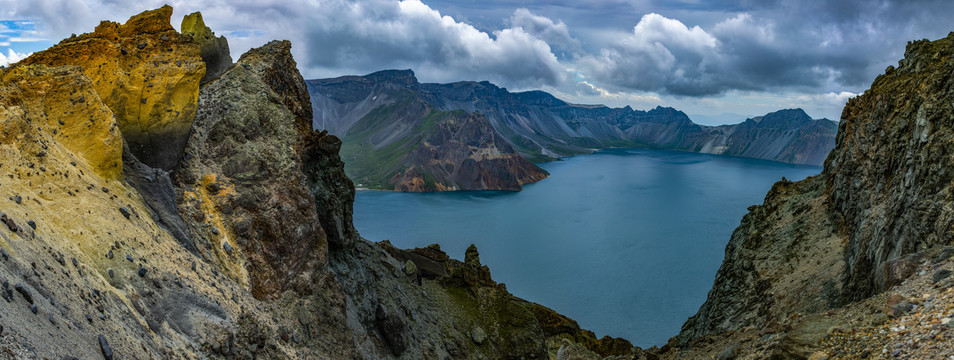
[
  {"x1": 361, "y1": 69, "x2": 420, "y2": 90},
  {"x1": 308, "y1": 72, "x2": 836, "y2": 168},
  {"x1": 512, "y1": 90, "x2": 566, "y2": 107},
  {"x1": 765, "y1": 108, "x2": 810, "y2": 119},
  {"x1": 365, "y1": 69, "x2": 416, "y2": 80},
  {"x1": 746, "y1": 108, "x2": 812, "y2": 129}
]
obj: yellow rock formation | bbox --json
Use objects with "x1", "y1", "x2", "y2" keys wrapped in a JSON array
[
  {"x1": 181, "y1": 12, "x2": 214, "y2": 41},
  {"x1": 0, "y1": 63, "x2": 248, "y2": 360},
  {"x1": 187, "y1": 173, "x2": 249, "y2": 286},
  {"x1": 1, "y1": 65, "x2": 122, "y2": 179},
  {"x1": 19, "y1": 5, "x2": 205, "y2": 170}
]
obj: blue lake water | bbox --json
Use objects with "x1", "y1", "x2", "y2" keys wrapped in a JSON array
[{"x1": 353, "y1": 148, "x2": 822, "y2": 347}]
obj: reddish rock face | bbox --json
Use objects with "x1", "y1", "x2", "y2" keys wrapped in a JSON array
[{"x1": 389, "y1": 111, "x2": 549, "y2": 192}]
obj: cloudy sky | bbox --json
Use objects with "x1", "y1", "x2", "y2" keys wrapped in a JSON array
[{"x1": 2, "y1": 0, "x2": 953, "y2": 123}]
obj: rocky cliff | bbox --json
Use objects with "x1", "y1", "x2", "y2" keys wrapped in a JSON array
[
  {"x1": 343, "y1": 101, "x2": 548, "y2": 191},
  {"x1": 180, "y1": 11, "x2": 232, "y2": 84},
  {"x1": 391, "y1": 111, "x2": 547, "y2": 192},
  {"x1": 0, "y1": 7, "x2": 639, "y2": 359},
  {"x1": 667, "y1": 33, "x2": 954, "y2": 358}
]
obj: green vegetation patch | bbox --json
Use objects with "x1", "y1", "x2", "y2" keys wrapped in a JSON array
[{"x1": 339, "y1": 101, "x2": 460, "y2": 188}]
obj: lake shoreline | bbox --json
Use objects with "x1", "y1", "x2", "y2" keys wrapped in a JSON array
[{"x1": 352, "y1": 148, "x2": 823, "y2": 346}]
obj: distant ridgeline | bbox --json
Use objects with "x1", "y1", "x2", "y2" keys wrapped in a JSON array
[{"x1": 306, "y1": 70, "x2": 837, "y2": 191}]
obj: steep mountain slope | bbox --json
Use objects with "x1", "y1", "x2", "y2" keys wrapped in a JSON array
[
  {"x1": 0, "y1": 7, "x2": 640, "y2": 359},
  {"x1": 670, "y1": 32, "x2": 954, "y2": 357},
  {"x1": 312, "y1": 71, "x2": 548, "y2": 191},
  {"x1": 308, "y1": 71, "x2": 836, "y2": 191},
  {"x1": 343, "y1": 104, "x2": 547, "y2": 191}
]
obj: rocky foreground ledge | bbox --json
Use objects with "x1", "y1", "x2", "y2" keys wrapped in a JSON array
[{"x1": 0, "y1": 6, "x2": 640, "y2": 359}]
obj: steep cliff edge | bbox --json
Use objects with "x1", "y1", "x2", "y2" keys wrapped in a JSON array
[
  {"x1": 0, "y1": 61, "x2": 247, "y2": 359},
  {"x1": 0, "y1": 7, "x2": 638, "y2": 359},
  {"x1": 343, "y1": 101, "x2": 548, "y2": 191},
  {"x1": 388, "y1": 110, "x2": 548, "y2": 192},
  {"x1": 672, "y1": 33, "x2": 954, "y2": 357},
  {"x1": 695, "y1": 109, "x2": 837, "y2": 166}
]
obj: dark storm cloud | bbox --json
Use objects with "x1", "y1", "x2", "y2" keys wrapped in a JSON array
[
  {"x1": 2, "y1": 0, "x2": 568, "y2": 88},
  {"x1": 299, "y1": 0, "x2": 566, "y2": 88},
  {"x1": 6, "y1": 0, "x2": 954, "y2": 98},
  {"x1": 578, "y1": 0, "x2": 954, "y2": 96}
]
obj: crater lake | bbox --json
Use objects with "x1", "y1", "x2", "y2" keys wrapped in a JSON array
[{"x1": 353, "y1": 148, "x2": 823, "y2": 347}]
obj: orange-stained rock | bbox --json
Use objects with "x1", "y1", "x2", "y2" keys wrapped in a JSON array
[
  {"x1": 19, "y1": 5, "x2": 205, "y2": 170},
  {"x1": 0, "y1": 65, "x2": 123, "y2": 179}
]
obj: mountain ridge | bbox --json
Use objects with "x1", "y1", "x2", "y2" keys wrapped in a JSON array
[{"x1": 307, "y1": 69, "x2": 837, "y2": 191}]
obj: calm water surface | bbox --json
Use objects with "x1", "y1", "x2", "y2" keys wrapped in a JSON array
[{"x1": 353, "y1": 148, "x2": 822, "y2": 347}]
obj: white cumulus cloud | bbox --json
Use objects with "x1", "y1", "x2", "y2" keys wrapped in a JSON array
[
  {"x1": 0, "y1": 48, "x2": 30, "y2": 66},
  {"x1": 0, "y1": 0, "x2": 568, "y2": 89},
  {"x1": 3, "y1": 0, "x2": 950, "y2": 119},
  {"x1": 579, "y1": 13, "x2": 723, "y2": 96}
]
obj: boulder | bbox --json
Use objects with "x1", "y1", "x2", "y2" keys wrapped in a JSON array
[
  {"x1": 933, "y1": 269, "x2": 952, "y2": 284},
  {"x1": 374, "y1": 303, "x2": 407, "y2": 356},
  {"x1": 881, "y1": 253, "x2": 921, "y2": 289},
  {"x1": 403, "y1": 260, "x2": 417, "y2": 277},
  {"x1": 471, "y1": 326, "x2": 487, "y2": 345}
]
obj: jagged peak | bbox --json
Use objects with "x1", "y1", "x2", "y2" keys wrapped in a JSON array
[
  {"x1": 648, "y1": 105, "x2": 691, "y2": 120},
  {"x1": 77, "y1": 5, "x2": 175, "y2": 44},
  {"x1": 235, "y1": 40, "x2": 312, "y2": 131},
  {"x1": 18, "y1": 5, "x2": 204, "y2": 171},
  {"x1": 181, "y1": 11, "x2": 232, "y2": 84},
  {"x1": 763, "y1": 108, "x2": 810, "y2": 119},
  {"x1": 238, "y1": 39, "x2": 292, "y2": 62}
]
